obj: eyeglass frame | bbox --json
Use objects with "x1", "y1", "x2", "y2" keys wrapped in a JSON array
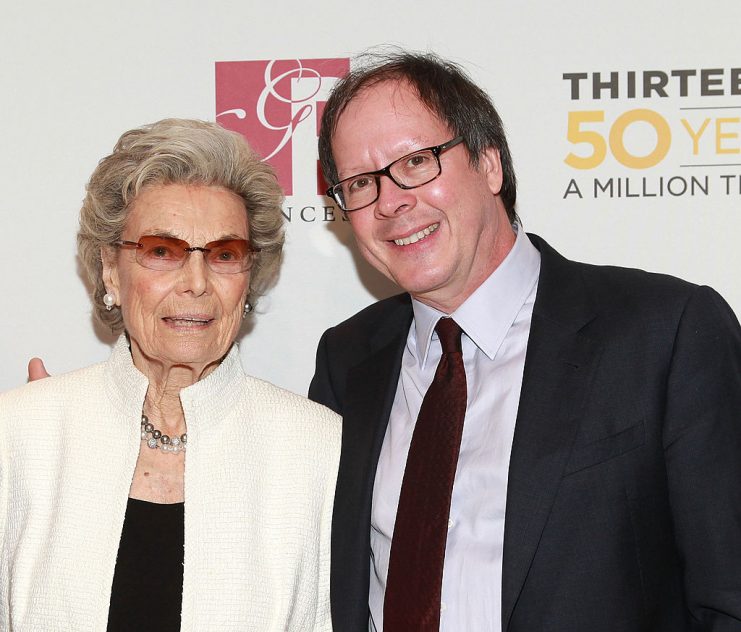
[
  {"x1": 325, "y1": 136, "x2": 465, "y2": 212},
  {"x1": 112, "y1": 235, "x2": 261, "y2": 274}
]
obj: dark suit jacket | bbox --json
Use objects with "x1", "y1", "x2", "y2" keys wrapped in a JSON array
[{"x1": 308, "y1": 234, "x2": 741, "y2": 632}]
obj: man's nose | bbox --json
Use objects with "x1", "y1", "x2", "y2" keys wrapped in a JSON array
[{"x1": 374, "y1": 175, "x2": 415, "y2": 218}]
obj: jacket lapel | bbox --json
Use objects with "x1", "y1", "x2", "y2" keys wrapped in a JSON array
[
  {"x1": 331, "y1": 298, "x2": 412, "y2": 631},
  {"x1": 501, "y1": 235, "x2": 602, "y2": 630}
]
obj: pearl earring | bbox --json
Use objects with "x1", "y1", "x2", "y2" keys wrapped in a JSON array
[
  {"x1": 243, "y1": 301, "x2": 253, "y2": 318},
  {"x1": 103, "y1": 293, "x2": 116, "y2": 311}
]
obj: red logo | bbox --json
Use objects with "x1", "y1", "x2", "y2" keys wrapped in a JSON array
[{"x1": 216, "y1": 58, "x2": 350, "y2": 195}]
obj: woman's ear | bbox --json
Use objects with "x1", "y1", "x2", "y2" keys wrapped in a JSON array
[{"x1": 100, "y1": 246, "x2": 120, "y2": 301}]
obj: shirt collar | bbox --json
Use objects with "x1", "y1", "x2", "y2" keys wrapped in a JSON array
[{"x1": 412, "y1": 225, "x2": 541, "y2": 368}]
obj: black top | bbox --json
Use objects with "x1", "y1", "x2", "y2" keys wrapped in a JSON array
[{"x1": 107, "y1": 498, "x2": 184, "y2": 632}]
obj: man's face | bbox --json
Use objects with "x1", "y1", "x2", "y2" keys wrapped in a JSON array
[{"x1": 331, "y1": 80, "x2": 514, "y2": 313}]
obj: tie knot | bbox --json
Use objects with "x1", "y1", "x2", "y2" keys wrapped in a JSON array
[{"x1": 435, "y1": 318, "x2": 462, "y2": 354}]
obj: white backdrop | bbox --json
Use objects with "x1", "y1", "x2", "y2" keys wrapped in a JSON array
[{"x1": 1, "y1": 1, "x2": 739, "y2": 394}]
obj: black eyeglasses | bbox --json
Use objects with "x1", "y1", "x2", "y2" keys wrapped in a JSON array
[
  {"x1": 113, "y1": 235, "x2": 259, "y2": 274},
  {"x1": 326, "y1": 136, "x2": 465, "y2": 212}
]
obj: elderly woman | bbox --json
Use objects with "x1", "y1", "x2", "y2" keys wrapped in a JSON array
[{"x1": 0, "y1": 119, "x2": 340, "y2": 631}]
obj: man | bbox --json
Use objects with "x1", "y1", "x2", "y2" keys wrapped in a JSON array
[{"x1": 309, "y1": 52, "x2": 741, "y2": 631}]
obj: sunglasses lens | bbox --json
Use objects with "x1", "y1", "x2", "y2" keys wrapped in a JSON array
[
  {"x1": 137, "y1": 236, "x2": 188, "y2": 270},
  {"x1": 124, "y1": 236, "x2": 254, "y2": 273},
  {"x1": 205, "y1": 239, "x2": 251, "y2": 273}
]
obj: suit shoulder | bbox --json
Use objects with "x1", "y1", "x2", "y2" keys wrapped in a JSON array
[
  {"x1": 569, "y1": 260, "x2": 740, "y2": 342},
  {"x1": 323, "y1": 293, "x2": 410, "y2": 340},
  {"x1": 581, "y1": 261, "x2": 697, "y2": 300},
  {"x1": 532, "y1": 231, "x2": 702, "y2": 312},
  {"x1": 532, "y1": 233, "x2": 736, "y2": 331}
]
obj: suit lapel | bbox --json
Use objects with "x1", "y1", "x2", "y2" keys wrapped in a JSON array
[
  {"x1": 331, "y1": 299, "x2": 412, "y2": 631},
  {"x1": 501, "y1": 235, "x2": 602, "y2": 630}
]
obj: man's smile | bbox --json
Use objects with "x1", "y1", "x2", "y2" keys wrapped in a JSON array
[{"x1": 392, "y1": 222, "x2": 440, "y2": 246}]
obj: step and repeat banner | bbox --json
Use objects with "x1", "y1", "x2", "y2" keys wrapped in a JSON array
[{"x1": 1, "y1": 1, "x2": 739, "y2": 393}]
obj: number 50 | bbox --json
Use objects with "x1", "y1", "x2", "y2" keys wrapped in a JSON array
[{"x1": 565, "y1": 109, "x2": 671, "y2": 169}]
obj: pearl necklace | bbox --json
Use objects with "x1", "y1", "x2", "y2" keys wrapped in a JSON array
[{"x1": 140, "y1": 414, "x2": 187, "y2": 454}]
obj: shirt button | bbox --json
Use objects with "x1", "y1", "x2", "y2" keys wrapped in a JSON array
[{"x1": 447, "y1": 518, "x2": 455, "y2": 529}]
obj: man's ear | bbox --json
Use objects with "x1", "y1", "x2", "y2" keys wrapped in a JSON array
[
  {"x1": 480, "y1": 147, "x2": 504, "y2": 196},
  {"x1": 100, "y1": 246, "x2": 120, "y2": 302}
]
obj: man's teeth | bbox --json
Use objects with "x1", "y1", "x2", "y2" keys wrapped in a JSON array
[{"x1": 394, "y1": 223, "x2": 439, "y2": 246}]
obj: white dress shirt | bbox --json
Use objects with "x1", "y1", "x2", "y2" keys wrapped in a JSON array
[{"x1": 369, "y1": 227, "x2": 541, "y2": 632}]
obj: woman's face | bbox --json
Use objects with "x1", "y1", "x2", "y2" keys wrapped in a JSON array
[{"x1": 103, "y1": 183, "x2": 251, "y2": 378}]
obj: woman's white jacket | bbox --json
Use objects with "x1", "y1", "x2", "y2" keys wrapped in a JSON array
[{"x1": 0, "y1": 336, "x2": 341, "y2": 631}]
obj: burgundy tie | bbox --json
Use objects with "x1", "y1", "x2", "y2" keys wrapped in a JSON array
[{"x1": 384, "y1": 317, "x2": 467, "y2": 631}]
